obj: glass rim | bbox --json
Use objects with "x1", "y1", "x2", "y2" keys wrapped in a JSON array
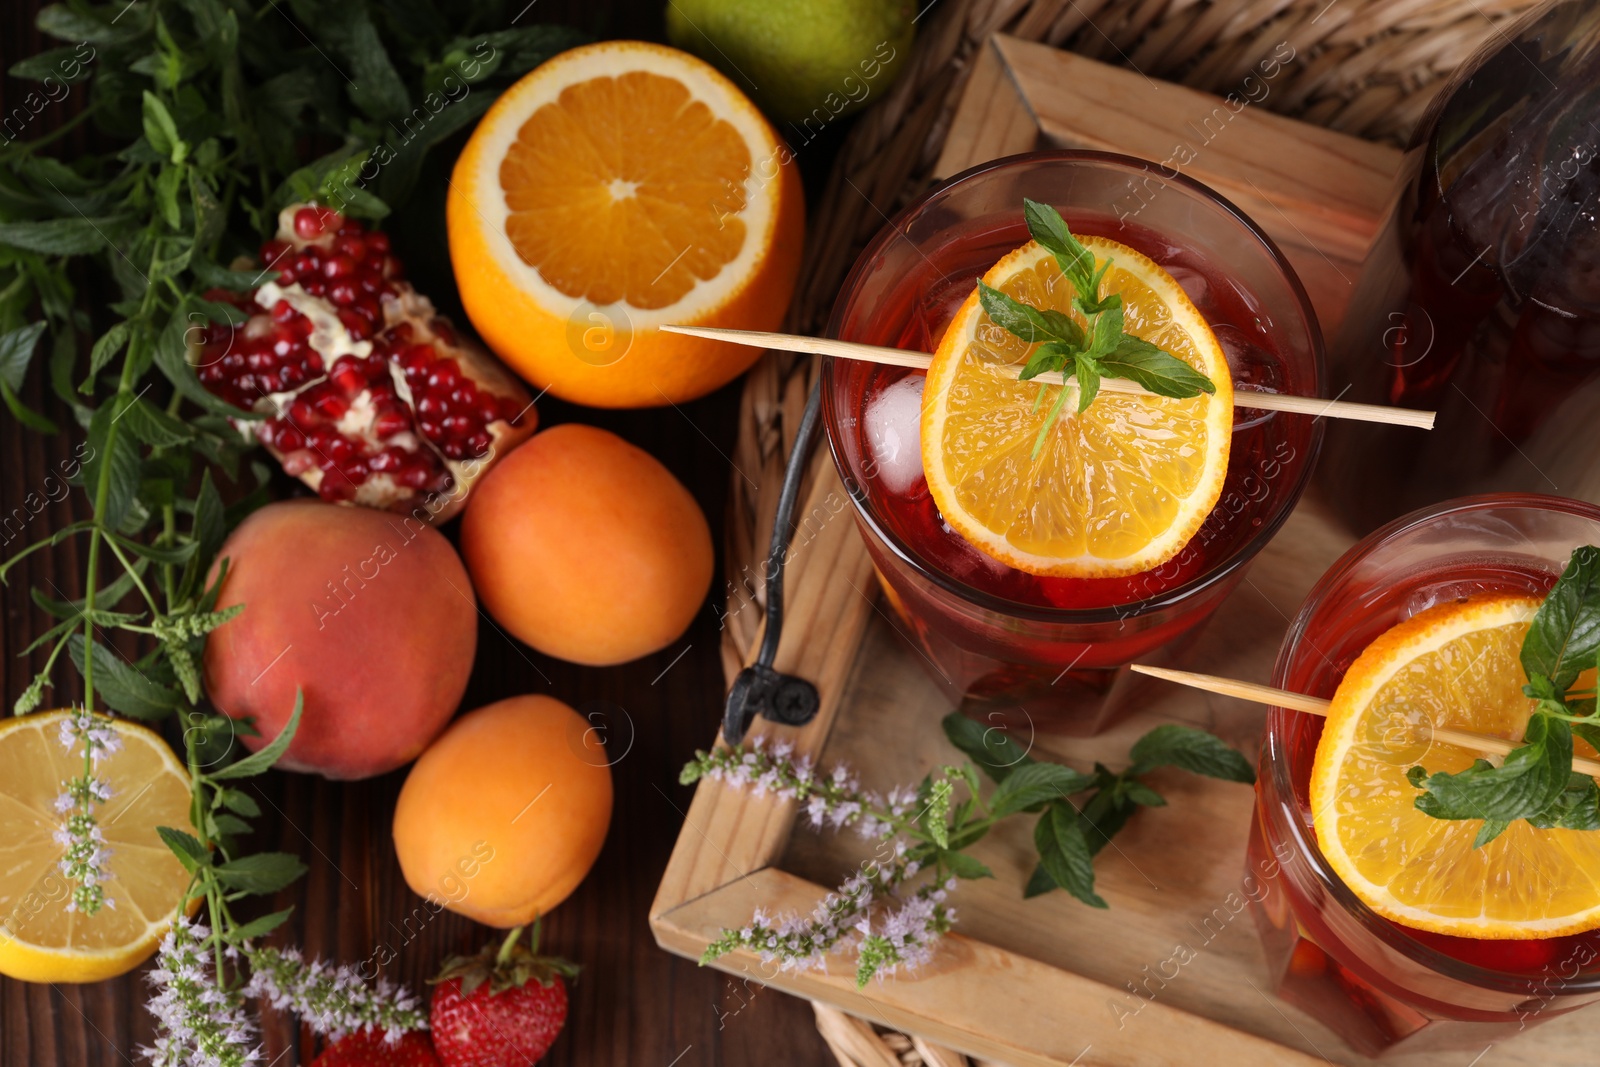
[
  {"x1": 821, "y1": 148, "x2": 1327, "y2": 626},
  {"x1": 1266, "y1": 491, "x2": 1600, "y2": 994}
]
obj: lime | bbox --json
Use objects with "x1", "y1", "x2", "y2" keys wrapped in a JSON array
[{"x1": 665, "y1": 0, "x2": 915, "y2": 126}]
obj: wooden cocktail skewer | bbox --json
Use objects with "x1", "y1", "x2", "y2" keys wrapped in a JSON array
[
  {"x1": 660, "y1": 324, "x2": 1436, "y2": 430},
  {"x1": 1130, "y1": 664, "x2": 1600, "y2": 778}
]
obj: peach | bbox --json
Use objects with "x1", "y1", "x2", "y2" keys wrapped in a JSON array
[
  {"x1": 460, "y1": 424, "x2": 713, "y2": 666},
  {"x1": 203, "y1": 499, "x2": 476, "y2": 779}
]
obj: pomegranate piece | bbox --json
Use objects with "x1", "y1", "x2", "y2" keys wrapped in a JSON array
[{"x1": 191, "y1": 203, "x2": 536, "y2": 521}]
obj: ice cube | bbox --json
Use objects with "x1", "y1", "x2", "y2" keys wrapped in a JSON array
[{"x1": 865, "y1": 374, "x2": 928, "y2": 495}]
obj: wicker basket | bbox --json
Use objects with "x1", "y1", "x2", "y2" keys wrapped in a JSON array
[{"x1": 717, "y1": 1, "x2": 1544, "y2": 1061}]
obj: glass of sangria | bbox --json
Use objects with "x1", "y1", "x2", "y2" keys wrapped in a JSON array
[
  {"x1": 822, "y1": 150, "x2": 1324, "y2": 735},
  {"x1": 1250, "y1": 493, "x2": 1600, "y2": 1056}
]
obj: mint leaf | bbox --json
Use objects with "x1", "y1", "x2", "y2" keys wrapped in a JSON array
[
  {"x1": 942, "y1": 712, "x2": 1033, "y2": 782},
  {"x1": 210, "y1": 692, "x2": 303, "y2": 781},
  {"x1": 1102, "y1": 337, "x2": 1218, "y2": 399},
  {"x1": 938, "y1": 850, "x2": 994, "y2": 880},
  {"x1": 1018, "y1": 340, "x2": 1077, "y2": 382},
  {"x1": 1526, "y1": 774, "x2": 1600, "y2": 831},
  {"x1": 1409, "y1": 712, "x2": 1573, "y2": 840},
  {"x1": 1521, "y1": 547, "x2": 1600, "y2": 692},
  {"x1": 1022, "y1": 198, "x2": 1096, "y2": 294},
  {"x1": 977, "y1": 280, "x2": 1079, "y2": 345},
  {"x1": 225, "y1": 907, "x2": 295, "y2": 944},
  {"x1": 68, "y1": 635, "x2": 179, "y2": 720},
  {"x1": 1129, "y1": 724, "x2": 1256, "y2": 783},
  {"x1": 158, "y1": 826, "x2": 209, "y2": 872},
  {"x1": 213, "y1": 852, "x2": 306, "y2": 895},
  {"x1": 1033, "y1": 803, "x2": 1106, "y2": 908},
  {"x1": 989, "y1": 762, "x2": 1095, "y2": 817},
  {"x1": 1074, "y1": 352, "x2": 1101, "y2": 412}
]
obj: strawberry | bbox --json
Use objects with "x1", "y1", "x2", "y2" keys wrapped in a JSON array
[
  {"x1": 311, "y1": 1029, "x2": 441, "y2": 1066},
  {"x1": 428, "y1": 923, "x2": 579, "y2": 1067}
]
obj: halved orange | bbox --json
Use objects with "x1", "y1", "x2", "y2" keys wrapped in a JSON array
[
  {"x1": 448, "y1": 41, "x2": 804, "y2": 408},
  {"x1": 0, "y1": 710, "x2": 194, "y2": 982},
  {"x1": 1311, "y1": 594, "x2": 1600, "y2": 939},
  {"x1": 920, "y1": 237, "x2": 1233, "y2": 578}
]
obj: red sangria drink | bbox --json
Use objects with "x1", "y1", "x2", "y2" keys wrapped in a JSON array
[
  {"x1": 1252, "y1": 494, "x2": 1600, "y2": 1056},
  {"x1": 823, "y1": 152, "x2": 1324, "y2": 735}
]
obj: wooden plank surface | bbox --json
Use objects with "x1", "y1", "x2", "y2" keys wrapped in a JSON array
[{"x1": 654, "y1": 31, "x2": 1598, "y2": 1067}]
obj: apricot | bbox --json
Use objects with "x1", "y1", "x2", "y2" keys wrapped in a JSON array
[
  {"x1": 391, "y1": 695, "x2": 612, "y2": 925},
  {"x1": 460, "y1": 423, "x2": 713, "y2": 665},
  {"x1": 203, "y1": 499, "x2": 477, "y2": 780}
]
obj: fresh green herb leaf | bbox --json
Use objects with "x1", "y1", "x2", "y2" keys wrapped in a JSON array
[
  {"x1": 213, "y1": 852, "x2": 307, "y2": 895},
  {"x1": 1130, "y1": 723, "x2": 1256, "y2": 783},
  {"x1": 1033, "y1": 803, "x2": 1106, "y2": 908},
  {"x1": 988, "y1": 761, "x2": 1095, "y2": 817},
  {"x1": 68, "y1": 634, "x2": 179, "y2": 720},
  {"x1": 210, "y1": 692, "x2": 303, "y2": 780},
  {"x1": 1102, "y1": 336, "x2": 1218, "y2": 399},
  {"x1": 157, "y1": 825, "x2": 209, "y2": 872},
  {"x1": 941, "y1": 711, "x2": 1033, "y2": 782},
  {"x1": 976, "y1": 280, "x2": 1081, "y2": 346},
  {"x1": 1521, "y1": 546, "x2": 1600, "y2": 691},
  {"x1": 1409, "y1": 712, "x2": 1573, "y2": 840}
]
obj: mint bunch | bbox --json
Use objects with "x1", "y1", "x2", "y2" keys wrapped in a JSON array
[
  {"x1": 976, "y1": 200, "x2": 1217, "y2": 457},
  {"x1": 1409, "y1": 546, "x2": 1600, "y2": 845}
]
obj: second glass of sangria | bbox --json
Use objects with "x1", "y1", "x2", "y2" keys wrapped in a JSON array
[{"x1": 823, "y1": 150, "x2": 1324, "y2": 735}]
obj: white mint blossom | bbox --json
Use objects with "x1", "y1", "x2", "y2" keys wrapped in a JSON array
[
  {"x1": 141, "y1": 920, "x2": 262, "y2": 1067},
  {"x1": 682, "y1": 744, "x2": 967, "y2": 985},
  {"x1": 55, "y1": 708, "x2": 121, "y2": 914},
  {"x1": 244, "y1": 946, "x2": 428, "y2": 1041}
]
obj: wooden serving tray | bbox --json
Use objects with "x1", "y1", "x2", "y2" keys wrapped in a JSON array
[{"x1": 651, "y1": 36, "x2": 1593, "y2": 1066}]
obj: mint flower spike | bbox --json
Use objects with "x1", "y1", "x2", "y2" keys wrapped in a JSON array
[
  {"x1": 979, "y1": 199, "x2": 1217, "y2": 458},
  {"x1": 55, "y1": 707, "x2": 121, "y2": 915},
  {"x1": 141, "y1": 918, "x2": 263, "y2": 1067},
  {"x1": 244, "y1": 946, "x2": 429, "y2": 1043}
]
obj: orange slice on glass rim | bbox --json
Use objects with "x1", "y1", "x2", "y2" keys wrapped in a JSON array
[
  {"x1": 920, "y1": 235, "x2": 1233, "y2": 578},
  {"x1": 1311, "y1": 594, "x2": 1600, "y2": 939}
]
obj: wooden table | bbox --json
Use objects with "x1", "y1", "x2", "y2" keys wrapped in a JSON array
[{"x1": 0, "y1": 3, "x2": 838, "y2": 1063}]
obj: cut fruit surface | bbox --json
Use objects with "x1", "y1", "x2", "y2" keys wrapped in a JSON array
[
  {"x1": 1310, "y1": 594, "x2": 1600, "y2": 939},
  {"x1": 448, "y1": 40, "x2": 804, "y2": 408},
  {"x1": 0, "y1": 710, "x2": 193, "y2": 983},
  {"x1": 920, "y1": 236, "x2": 1233, "y2": 578}
]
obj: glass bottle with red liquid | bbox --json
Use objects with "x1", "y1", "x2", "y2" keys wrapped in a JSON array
[
  {"x1": 1251, "y1": 494, "x2": 1600, "y2": 1056},
  {"x1": 1323, "y1": 0, "x2": 1600, "y2": 533},
  {"x1": 822, "y1": 151, "x2": 1324, "y2": 735}
]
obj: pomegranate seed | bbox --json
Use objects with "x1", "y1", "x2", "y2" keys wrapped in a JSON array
[
  {"x1": 353, "y1": 295, "x2": 382, "y2": 322},
  {"x1": 366, "y1": 232, "x2": 391, "y2": 255},
  {"x1": 450, "y1": 383, "x2": 479, "y2": 406},
  {"x1": 301, "y1": 277, "x2": 327, "y2": 297},
  {"x1": 305, "y1": 351, "x2": 324, "y2": 374},
  {"x1": 476, "y1": 399, "x2": 503, "y2": 425},
  {"x1": 336, "y1": 219, "x2": 363, "y2": 236},
  {"x1": 280, "y1": 363, "x2": 306, "y2": 389},
  {"x1": 336, "y1": 309, "x2": 371, "y2": 339},
  {"x1": 312, "y1": 391, "x2": 349, "y2": 419},
  {"x1": 258, "y1": 371, "x2": 283, "y2": 392},
  {"x1": 373, "y1": 409, "x2": 411, "y2": 438},
  {"x1": 246, "y1": 349, "x2": 273, "y2": 370},
  {"x1": 465, "y1": 431, "x2": 493, "y2": 456},
  {"x1": 426, "y1": 359, "x2": 459, "y2": 390},
  {"x1": 317, "y1": 470, "x2": 356, "y2": 502},
  {"x1": 324, "y1": 254, "x2": 357, "y2": 280},
  {"x1": 291, "y1": 251, "x2": 317, "y2": 277},
  {"x1": 328, "y1": 280, "x2": 359, "y2": 307},
  {"x1": 271, "y1": 299, "x2": 297, "y2": 324},
  {"x1": 288, "y1": 399, "x2": 316, "y2": 426},
  {"x1": 293, "y1": 207, "x2": 327, "y2": 239},
  {"x1": 398, "y1": 461, "x2": 433, "y2": 489},
  {"x1": 388, "y1": 322, "x2": 414, "y2": 344},
  {"x1": 442, "y1": 414, "x2": 473, "y2": 437},
  {"x1": 415, "y1": 394, "x2": 445, "y2": 418},
  {"x1": 259, "y1": 239, "x2": 291, "y2": 266},
  {"x1": 418, "y1": 419, "x2": 441, "y2": 439},
  {"x1": 292, "y1": 315, "x2": 315, "y2": 339},
  {"x1": 430, "y1": 319, "x2": 457, "y2": 345},
  {"x1": 334, "y1": 234, "x2": 366, "y2": 260}
]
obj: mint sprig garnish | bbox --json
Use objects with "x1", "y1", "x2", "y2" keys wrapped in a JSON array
[
  {"x1": 1409, "y1": 546, "x2": 1600, "y2": 844},
  {"x1": 976, "y1": 200, "x2": 1217, "y2": 458},
  {"x1": 685, "y1": 714, "x2": 1253, "y2": 985}
]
